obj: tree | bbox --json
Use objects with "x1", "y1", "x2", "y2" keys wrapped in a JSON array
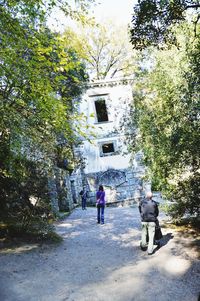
[
  {"x1": 130, "y1": 0, "x2": 200, "y2": 50},
  {"x1": 63, "y1": 21, "x2": 138, "y2": 80},
  {"x1": 129, "y1": 0, "x2": 200, "y2": 220},
  {"x1": 0, "y1": 0, "x2": 89, "y2": 235},
  {"x1": 129, "y1": 25, "x2": 200, "y2": 219}
]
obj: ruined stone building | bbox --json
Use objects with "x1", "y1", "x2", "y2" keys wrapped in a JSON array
[
  {"x1": 71, "y1": 78, "x2": 146, "y2": 206},
  {"x1": 47, "y1": 78, "x2": 149, "y2": 212},
  {"x1": 10, "y1": 77, "x2": 151, "y2": 217}
]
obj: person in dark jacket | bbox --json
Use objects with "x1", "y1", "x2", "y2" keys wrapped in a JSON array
[
  {"x1": 80, "y1": 187, "x2": 87, "y2": 210},
  {"x1": 96, "y1": 185, "x2": 106, "y2": 224},
  {"x1": 139, "y1": 191, "x2": 159, "y2": 255}
]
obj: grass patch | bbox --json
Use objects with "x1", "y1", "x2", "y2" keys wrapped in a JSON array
[{"x1": 162, "y1": 216, "x2": 200, "y2": 238}]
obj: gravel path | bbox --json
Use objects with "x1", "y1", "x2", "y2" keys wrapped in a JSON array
[{"x1": 0, "y1": 206, "x2": 199, "y2": 301}]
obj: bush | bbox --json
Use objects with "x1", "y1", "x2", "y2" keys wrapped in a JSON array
[
  {"x1": 1, "y1": 216, "x2": 63, "y2": 243},
  {"x1": 165, "y1": 171, "x2": 200, "y2": 221}
]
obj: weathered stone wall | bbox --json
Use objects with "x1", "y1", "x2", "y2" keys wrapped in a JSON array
[
  {"x1": 70, "y1": 168, "x2": 83, "y2": 206},
  {"x1": 84, "y1": 168, "x2": 144, "y2": 206},
  {"x1": 48, "y1": 176, "x2": 60, "y2": 214},
  {"x1": 48, "y1": 167, "x2": 75, "y2": 214}
]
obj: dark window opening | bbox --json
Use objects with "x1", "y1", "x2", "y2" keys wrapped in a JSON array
[
  {"x1": 102, "y1": 143, "x2": 114, "y2": 154},
  {"x1": 95, "y1": 99, "x2": 108, "y2": 122}
]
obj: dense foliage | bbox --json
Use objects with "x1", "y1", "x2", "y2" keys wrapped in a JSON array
[
  {"x1": 129, "y1": 24, "x2": 200, "y2": 218},
  {"x1": 64, "y1": 21, "x2": 138, "y2": 80},
  {"x1": 0, "y1": 0, "x2": 89, "y2": 236},
  {"x1": 130, "y1": 0, "x2": 200, "y2": 50},
  {"x1": 129, "y1": 2, "x2": 200, "y2": 219}
]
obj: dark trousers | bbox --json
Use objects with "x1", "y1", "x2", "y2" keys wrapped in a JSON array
[
  {"x1": 82, "y1": 198, "x2": 86, "y2": 209},
  {"x1": 97, "y1": 204, "x2": 105, "y2": 224}
]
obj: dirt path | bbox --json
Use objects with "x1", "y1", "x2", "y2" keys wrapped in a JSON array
[{"x1": 0, "y1": 207, "x2": 199, "y2": 301}]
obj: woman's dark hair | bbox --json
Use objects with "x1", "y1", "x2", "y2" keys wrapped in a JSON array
[{"x1": 99, "y1": 185, "x2": 104, "y2": 191}]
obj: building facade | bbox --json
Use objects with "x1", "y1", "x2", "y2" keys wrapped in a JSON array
[{"x1": 73, "y1": 78, "x2": 146, "y2": 205}]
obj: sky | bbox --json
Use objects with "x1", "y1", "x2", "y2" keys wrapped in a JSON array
[
  {"x1": 47, "y1": 0, "x2": 137, "y2": 32},
  {"x1": 91, "y1": 0, "x2": 135, "y2": 23}
]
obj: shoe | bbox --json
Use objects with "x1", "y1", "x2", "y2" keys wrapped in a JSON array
[
  {"x1": 140, "y1": 243, "x2": 147, "y2": 251},
  {"x1": 97, "y1": 221, "x2": 100, "y2": 224},
  {"x1": 148, "y1": 252, "x2": 154, "y2": 255}
]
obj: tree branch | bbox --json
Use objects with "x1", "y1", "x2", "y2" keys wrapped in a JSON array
[
  {"x1": 193, "y1": 14, "x2": 200, "y2": 37},
  {"x1": 186, "y1": 4, "x2": 200, "y2": 9}
]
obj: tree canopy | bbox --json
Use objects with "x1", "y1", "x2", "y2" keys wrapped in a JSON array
[
  {"x1": 130, "y1": 0, "x2": 200, "y2": 49},
  {"x1": 128, "y1": 0, "x2": 200, "y2": 221},
  {"x1": 63, "y1": 21, "x2": 138, "y2": 80},
  {"x1": 0, "y1": 0, "x2": 89, "y2": 230},
  {"x1": 129, "y1": 22, "x2": 200, "y2": 219}
]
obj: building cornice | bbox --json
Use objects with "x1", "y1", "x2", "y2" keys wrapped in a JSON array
[{"x1": 86, "y1": 77, "x2": 134, "y2": 88}]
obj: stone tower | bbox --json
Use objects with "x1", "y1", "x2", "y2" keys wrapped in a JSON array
[{"x1": 73, "y1": 78, "x2": 146, "y2": 205}]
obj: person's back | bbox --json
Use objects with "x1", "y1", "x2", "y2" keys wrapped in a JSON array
[
  {"x1": 96, "y1": 190, "x2": 105, "y2": 205},
  {"x1": 139, "y1": 199, "x2": 158, "y2": 222}
]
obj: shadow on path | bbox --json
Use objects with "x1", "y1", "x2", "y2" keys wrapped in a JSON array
[
  {"x1": 161, "y1": 232, "x2": 174, "y2": 247},
  {"x1": 153, "y1": 232, "x2": 174, "y2": 254},
  {"x1": 0, "y1": 207, "x2": 199, "y2": 301}
]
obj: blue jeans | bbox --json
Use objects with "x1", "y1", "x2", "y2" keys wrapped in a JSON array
[{"x1": 97, "y1": 204, "x2": 105, "y2": 224}]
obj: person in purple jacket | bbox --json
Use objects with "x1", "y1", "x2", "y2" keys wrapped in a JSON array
[{"x1": 96, "y1": 185, "x2": 106, "y2": 224}]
